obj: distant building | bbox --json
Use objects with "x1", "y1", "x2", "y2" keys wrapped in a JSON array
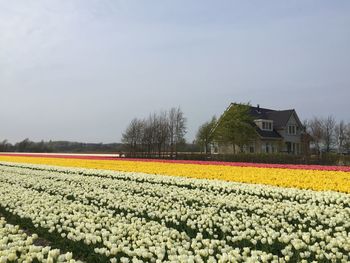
[{"x1": 211, "y1": 103, "x2": 311, "y2": 154}]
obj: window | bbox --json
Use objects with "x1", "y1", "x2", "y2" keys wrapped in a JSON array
[
  {"x1": 262, "y1": 121, "x2": 272, "y2": 131},
  {"x1": 288, "y1": 142, "x2": 300, "y2": 154},
  {"x1": 288, "y1": 125, "x2": 296, "y2": 135},
  {"x1": 286, "y1": 142, "x2": 292, "y2": 153},
  {"x1": 262, "y1": 142, "x2": 273, "y2": 153},
  {"x1": 254, "y1": 119, "x2": 273, "y2": 131}
]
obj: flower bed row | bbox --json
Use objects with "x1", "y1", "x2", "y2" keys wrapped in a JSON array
[
  {"x1": 0, "y1": 153, "x2": 350, "y2": 172},
  {"x1": 0, "y1": 162, "x2": 349, "y2": 262},
  {"x1": 0, "y1": 156, "x2": 349, "y2": 193},
  {"x1": 0, "y1": 216, "x2": 78, "y2": 262}
]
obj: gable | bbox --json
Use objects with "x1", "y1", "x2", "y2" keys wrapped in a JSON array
[{"x1": 285, "y1": 111, "x2": 303, "y2": 130}]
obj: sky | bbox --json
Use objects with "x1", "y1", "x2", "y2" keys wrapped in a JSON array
[{"x1": 1, "y1": 0, "x2": 350, "y2": 143}]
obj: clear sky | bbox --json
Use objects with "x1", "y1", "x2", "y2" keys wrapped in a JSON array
[{"x1": 1, "y1": 1, "x2": 349, "y2": 143}]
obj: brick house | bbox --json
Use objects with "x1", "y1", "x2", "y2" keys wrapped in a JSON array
[{"x1": 211, "y1": 104, "x2": 310, "y2": 155}]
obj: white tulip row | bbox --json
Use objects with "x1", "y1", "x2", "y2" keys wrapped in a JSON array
[
  {"x1": 0, "y1": 217, "x2": 78, "y2": 263},
  {"x1": 0, "y1": 161, "x2": 349, "y2": 262}
]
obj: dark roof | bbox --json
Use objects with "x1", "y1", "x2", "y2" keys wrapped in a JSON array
[
  {"x1": 255, "y1": 126, "x2": 282, "y2": 139},
  {"x1": 245, "y1": 105, "x2": 295, "y2": 129},
  {"x1": 266, "y1": 110, "x2": 294, "y2": 128},
  {"x1": 247, "y1": 106, "x2": 274, "y2": 119}
]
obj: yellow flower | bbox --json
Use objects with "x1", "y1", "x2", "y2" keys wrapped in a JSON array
[{"x1": 0, "y1": 156, "x2": 349, "y2": 193}]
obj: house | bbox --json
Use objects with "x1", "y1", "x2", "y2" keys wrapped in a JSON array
[{"x1": 211, "y1": 103, "x2": 310, "y2": 155}]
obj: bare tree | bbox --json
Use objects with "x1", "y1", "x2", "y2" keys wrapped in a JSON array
[
  {"x1": 0, "y1": 140, "x2": 10, "y2": 152},
  {"x1": 121, "y1": 107, "x2": 187, "y2": 158},
  {"x1": 142, "y1": 114, "x2": 157, "y2": 155},
  {"x1": 305, "y1": 117, "x2": 323, "y2": 154},
  {"x1": 335, "y1": 120, "x2": 346, "y2": 153},
  {"x1": 195, "y1": 116, "x2": 217, "y2": 153},
  {"x1": 168, "y1": 107, "x2": 187, "y2": 157},
  {"x1": 154, "y1": 111, "x2": 169, "y2": 157},
  {"x1": 168, "y1": 108, "x2": 177, "y2": 157},
  {"x1": 322, "y1": 116, "x2": 336, "y2": 153},
  {"x1": 121, "y1": 118, "x2": 143, "y2": 155},
  {"x1": 343, "y1": 122, "x2": 350, "y2": 153}
]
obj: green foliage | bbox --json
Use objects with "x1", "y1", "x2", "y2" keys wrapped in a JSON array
[
  {"x1": 214, "y1": 103, "x2": 256, "y2": 152},
  {"x1": 195, "y1": 116, "x2": 217, "y2": 153}
]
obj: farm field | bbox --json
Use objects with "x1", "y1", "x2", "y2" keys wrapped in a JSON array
[
  {"x1": 0, "y1": 155, "x2": 349, "y2": 262},
  {"x1": 0, "y1": 154, "x2": 349, "y2": 193}
]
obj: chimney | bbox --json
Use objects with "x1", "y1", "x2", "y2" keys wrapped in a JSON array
[{"x1": 256, "y1": 104, "x2": 261, "y2": 114}]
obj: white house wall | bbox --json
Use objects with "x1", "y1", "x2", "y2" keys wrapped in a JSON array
[{"x1": 278, "y1": 112, "x2": 302, "y2": 144}]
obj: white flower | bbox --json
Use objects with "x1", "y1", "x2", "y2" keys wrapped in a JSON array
[{"x1": 0, "y1": 161, "x2": 349, "y2": 261}]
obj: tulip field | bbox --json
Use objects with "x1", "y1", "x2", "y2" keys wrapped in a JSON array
[{"x1": 0, "y1": 154, "x2": 349, "y2": 262}]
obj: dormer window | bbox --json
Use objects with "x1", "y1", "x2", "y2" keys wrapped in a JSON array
[
  {"x1": 254, "y1": 119, "x2": 273, "y2": 131},
  {"x1": 288, "y1": 125, "x2": 296, "y2": 135},
  {"x1": 262, "y1": 122, "x2": 272, "y2": 131}
]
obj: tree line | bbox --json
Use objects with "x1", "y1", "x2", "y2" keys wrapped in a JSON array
[
  {"x1": 121, "y1": 107, "x2": 187, "y2": 157},
  {"x1": 0, "y1": 139, "x2": 123, "y2": 153},
  {"x1": 305, "y1": 116, "x2": 350, "y2": 154},
  {"x1": 2, "y1": 107, "x2": 349, "y2": 157}
]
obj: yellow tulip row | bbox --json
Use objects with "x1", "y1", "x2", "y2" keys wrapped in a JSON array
[{"x1": 0, "y1": 155, "x2": 349, "y2": 193}]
